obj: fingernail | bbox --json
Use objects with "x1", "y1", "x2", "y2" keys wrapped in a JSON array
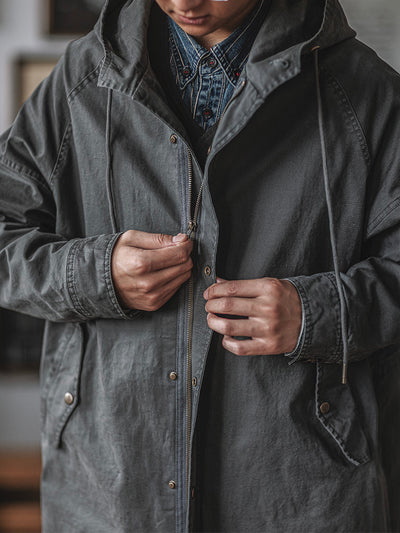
[
  {"x1": 204, "y1": 289, "x2": 208, "y2": 299},
  {"x1": 173, "y1": 233, "x2": 187, "y2": 243}
]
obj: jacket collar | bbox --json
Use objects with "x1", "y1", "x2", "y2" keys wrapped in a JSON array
[
  {"x1": 168, "y1": 0, "x2": 269, "y2": 90},
  {"x1": 96, "y1": 0, "x2": 356, "y2": 99}
]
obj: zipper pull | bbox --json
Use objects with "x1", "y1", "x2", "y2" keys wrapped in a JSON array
[{"x1": 186, "y1": 221, "x2": 197, "y2": 240}]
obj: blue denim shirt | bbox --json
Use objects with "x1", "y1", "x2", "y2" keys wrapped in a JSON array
[{"x1": 168, "y1": 0, "x2": 268, "y2": 129}]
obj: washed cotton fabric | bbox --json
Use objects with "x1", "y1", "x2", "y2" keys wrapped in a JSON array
[{"x1": 0, "y1": 0, "x2": 399, "y2": 531}]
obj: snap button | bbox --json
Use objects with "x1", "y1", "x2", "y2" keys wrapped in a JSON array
[
  {"x1": 169, "y1": 480, "x2": 176, "y2": 489},
  {"x1": 204, "y1": 265, "x2": 212, "y2": 277},
  {"x1": 320, "y1": 402, "x2": 330, "y2": 415},
  {"x1": 170, "y1": 134, "x2": 178, "y2": 144},
  {"x1": 64, "y1": 392, "x2": 74, "y2": 405},
  {"x1": 280, "y1": 59, "x2": 290, "y2": 69},
  {"x1": 192, "y1": 377, "x2": 198, "y2": 387},
  {"x1": 169, "y1": 371, "x2": 178, "y2": 381}
]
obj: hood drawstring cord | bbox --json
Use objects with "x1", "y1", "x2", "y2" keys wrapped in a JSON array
[
  {"x1": 106, "y1": 88, "x2": 118, "y2": 233},
  {"x1": 313, "y1": 46, "x2": 349, "y2": 385}
]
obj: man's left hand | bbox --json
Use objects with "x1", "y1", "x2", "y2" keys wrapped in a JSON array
[{"x1": 204, "y1": 278, "x2": 302, "y2": 356}]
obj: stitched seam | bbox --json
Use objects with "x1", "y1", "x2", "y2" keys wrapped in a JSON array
[
  {"x1": 0, "y1": 156, "x2": 51, "y2": 194},
  {"x1": 49, "y1": 121, "x2": 72, "y2": 185},
  {"x1": 325, "y1": 272, "x2": 344, "y2": 362},
  {"x1": 104, "y1": 234, "x2": 130, "y2": 319},
  {"x1": 288, "y1": 278, "x2": 313, "y2": 361},
  {"x1": 316, "y1": 364, "x2": 369, "y2": 465},
  {"x1": 366, "y1": 196, "x2": 400, "y2": 236},
  {"x1": 67, "y1": 62, "x2": 103, "y2": 103},
  {"x1": 41, "y1": 325, "x2": 76, "y2": 401},
  {"x1": 323, "y1": 65, "x2": 371, "y2": 167},
  {"x1": 66, "y1": 240, "x2": 90, "y2": 318},
  {"x1": 53, "y1": 325, "x2": 82, "y2": 447}
]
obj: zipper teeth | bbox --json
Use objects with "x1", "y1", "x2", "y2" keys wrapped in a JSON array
[
  {"x1": 186, "y1": 274, "x2": 194, "y2": 504},
  {"x1": 185, "y1": 146, "x2": 206, "y2": 508},
  {"x1": 186, "y1": 146, "x2": 194, "y2": 507}
]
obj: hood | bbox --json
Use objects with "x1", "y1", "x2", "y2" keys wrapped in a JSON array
[{"x1": 95, "y1": 0, "x2": 356, "y2": 96}]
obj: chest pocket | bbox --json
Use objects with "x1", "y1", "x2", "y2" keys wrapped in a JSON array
[
  {"x1": 41, "y1": 323, "x2": 84, "y2": 448},
  {"x1": 315, "y1": 362, "x2": 371, "y2": 466}
]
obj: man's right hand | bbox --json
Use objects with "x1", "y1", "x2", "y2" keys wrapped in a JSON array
[{"x1": 111, "y1": 230, "x2": 193, "y2": 311}]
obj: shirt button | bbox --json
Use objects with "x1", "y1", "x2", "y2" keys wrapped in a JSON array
[
  {"x1": 203, "y1": 108, "x2": 213, "y2": 120},
  {"x1": 320, "y1": 402, "x2": 330, "y2": 415},
  {"x1": 192, "y1": 377, "x2": 198, "y2": 387},
  {"x1": 204, "y1": 265, "x2": 212, "y2": 276},
  {"x1": 208, "y1": 58, "x2": 216, "y2": 67},
  {"x1": 169, "y1": 480, "x2": 176, "y2": 489},
  {"x1": 169, "y1": 371, "x2": 178, "y2": 381},
  {"x1": 182, "y1": 67, "x2": 191, "y2": 78},
  {"x1": 64, "y1": 392, "x2": 74, "y2": 405},
  {"x1": 170, "y1": 134, "x2": 178, "y2": 144}
]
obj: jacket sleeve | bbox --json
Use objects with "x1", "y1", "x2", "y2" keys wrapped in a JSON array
[
  {"x1": 286, "y1": 90, "x2": 400, "y2": 365},
  {"x1": 0, "y1": 53, "x2": 133, "y2": 323}
]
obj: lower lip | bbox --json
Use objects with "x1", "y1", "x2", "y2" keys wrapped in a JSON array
[{"x1": 175, "y1": 14, "x2": 210, "y2": 25}]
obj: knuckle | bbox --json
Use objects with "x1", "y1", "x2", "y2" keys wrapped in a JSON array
[
  {"x1": 137, "y1": 279, "x2": 153, "y2": 294},
  {"x1": 227, "y1": 281, "x2": 238, "y2": 296},
  {"x1": 147, "y1": 293, "x2": 162, "y2": 311},
  {"x1": 221, "y1": 321, "x2": 234, "y2": 336},
  {"x1": 266, "y1": 278, "x2": 283, "y2": 297},
  {"x1": 154, "y1": 233, "x2": 168, "y2": 247},
  {"x1": 221, "y1": 298, "x2": 234, "y2": 314},
  {"x1": 131, "y1": 255, "x2": 149, "y2": 275}
]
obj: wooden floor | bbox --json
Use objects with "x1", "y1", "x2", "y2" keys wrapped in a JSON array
[{"x1": 0, "y1": 450, "x2": 41, "y2": 533}]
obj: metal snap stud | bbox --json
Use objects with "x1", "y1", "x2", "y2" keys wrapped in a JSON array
[
  {"x1": 64, "y1": 392, "x2": 74, "y2": 405},
  {"x1": 320, "y1": 402, "x2": 330, "y2": 415}
]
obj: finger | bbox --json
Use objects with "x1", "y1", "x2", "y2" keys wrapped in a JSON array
[
  {"x1": 134, "y1": 259, "x2": 193, "y2": 293},
  {"x1": 120, "y1": 229, "x2": 189, "y2": 250},
  {"x1": 204, "y1": 279, "x2": 265, "y2": 300},
  {"x1": 205, "y1": 296, "x2": 255, "y2": 317},
  {"x1": 138, "y1": 270, "x2": 192, "y2": 311},
  {"x1": 207, "y1": 313, "x2": 260, "y2": 338},
  {"x1": 222, "y1": 336, "x2": 270, "y2": 356},
  {"x1": 129, "y1": 240, "x2": 193, "y2": 274}
]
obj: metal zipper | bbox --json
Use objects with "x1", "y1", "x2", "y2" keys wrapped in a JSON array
[
  {"x1": 185, "y1": 147, "x2": 205, "y2": 508},
  {"x1": 184, "y1": 80, "x2": 247, "y2": 506}
]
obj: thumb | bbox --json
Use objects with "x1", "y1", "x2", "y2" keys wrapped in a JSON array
[{"x1": 120, "y1": 230, "x2": 188, "y2": 250}]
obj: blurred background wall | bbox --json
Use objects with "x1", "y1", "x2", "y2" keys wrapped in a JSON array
[{"x1": 0, "y1": 0, "x2": 399, "y2": 530}]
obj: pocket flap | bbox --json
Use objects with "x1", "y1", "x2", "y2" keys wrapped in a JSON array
[
  {"x1": 316, "y1": 362, "x2": 371, "y2": 466},
  {"x1": 44, "y1": 323, "x2": 84, "y2": 448}
]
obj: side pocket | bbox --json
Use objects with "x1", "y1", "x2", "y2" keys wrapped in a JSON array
[
  {"x1": 42, "y1": 322, "x2": 84, "y2": 448},
  {"x1": 315, "y1": 362, "x2": 371, "y2": 466}
]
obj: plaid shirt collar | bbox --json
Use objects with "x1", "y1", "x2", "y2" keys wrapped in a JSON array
[{"x1": 168, "y1": 0, "x2": 268, "y2": 90}]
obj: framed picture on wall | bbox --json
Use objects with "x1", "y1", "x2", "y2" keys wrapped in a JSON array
[
  {"x1": 47, "y1": 0, "x2": 104, "y2": 35},
  {"x1": 14, "y1": 55, "x2": 59, "y2": 115}
]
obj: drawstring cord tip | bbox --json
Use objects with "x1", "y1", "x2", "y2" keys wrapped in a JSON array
[{"x1": 341, "y1": 363, "x2": 348, "y2": 385}]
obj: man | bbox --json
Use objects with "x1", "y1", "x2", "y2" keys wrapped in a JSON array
[{"x1": 0, "y1": 0, "x2": 399, "y2": 531}]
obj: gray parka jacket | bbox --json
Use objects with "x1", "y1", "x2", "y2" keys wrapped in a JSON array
[{"x1": 0, "y1": 0, "x2": 400, "y2": 531}]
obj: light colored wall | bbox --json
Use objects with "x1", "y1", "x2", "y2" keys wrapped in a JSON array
[
  {"x1": 0, "y1": 0, "x2": 399, "y2": 448},
  {"x1": 0, "y1": 0, "x2": 69, "y2": 132},
  {"x1": 341, "y1": 0, "x2": 400, "y2": 71}
]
